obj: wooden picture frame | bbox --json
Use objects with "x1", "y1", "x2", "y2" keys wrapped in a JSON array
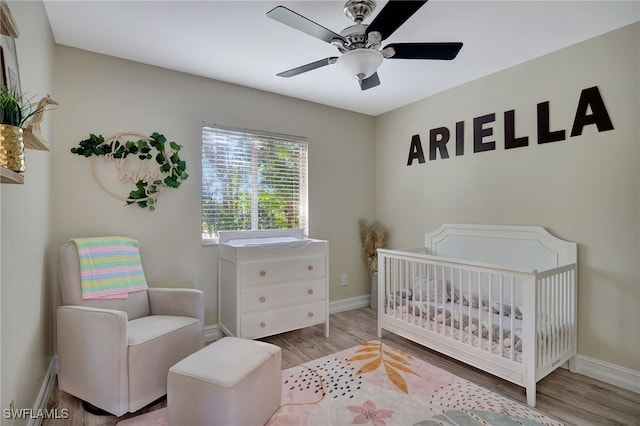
[
  {"x1": 0, "y1": 34, "x2": 21, "y2": 95},
  {"x1": 0, "y1": 45, "x2": 6, "y2": 87}
]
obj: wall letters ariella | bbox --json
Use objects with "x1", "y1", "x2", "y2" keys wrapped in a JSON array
[{"x1": 407, "y1": 86, "x2": 614, "y2": 166}]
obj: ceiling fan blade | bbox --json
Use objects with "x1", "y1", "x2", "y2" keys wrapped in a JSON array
[
  {"x1": 366, "y1": 1, "x2": 428, "y2": 40},
  {"x1": 385, "y1": 42, "x2": 463, "y2": 60},
  {"x1": 276, "y1": 57, "x2": 338, "y2": 78},
  {"x1": 359, "y1": 72, "x2": 381, "y2": 91},
  {"x1": 267, "y1": 6, "x2": 345, "y2": 44}
]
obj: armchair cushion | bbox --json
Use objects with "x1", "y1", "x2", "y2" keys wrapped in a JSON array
[
  {"x1": 128, "y1": 315, "x2": 201, "y2": 345},
  {"x1": 127, "y1": 315, "x2": 203, "y2": 413}
]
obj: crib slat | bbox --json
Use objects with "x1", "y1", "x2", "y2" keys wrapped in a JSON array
[
  {"x1": 498, "y1": 274, "x2": 503, "y2": 358},
  {"x1": 564, "y1": 270, "x2": 568, "y2": 352},
  {"x1": 456, "y1": 268, "x2": 463, "y2": 338},
  {"x1": 539, "y1": 276, "x2": 544, "y2": 368},
  {"x1": 543, "y1": 276, "x2": 548, "y2": 367},
  {"x1": 552, "y1": 275, "x2": 557, "y2": 359},
  {"x1": 560, "y1": 273, "x2": 566, "y2": 353},
  {"x1": 410, "y1": 259, "x2": 415, "y2": 324},
  {"x1": 550, "y1": 275, "x2": 556, "y2": 362},
  {"x1": 510, "y1": 276, "x2": 515, "y2": 361},
  {"x1": 478, "y1": 273, "x2": 493, "y2": 352}
]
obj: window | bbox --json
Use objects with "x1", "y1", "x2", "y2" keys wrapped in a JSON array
[{"x1": 202, "y1": 124, "x2": 308, "y2": 243}]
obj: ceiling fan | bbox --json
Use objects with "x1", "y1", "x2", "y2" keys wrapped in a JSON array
[{"x1": 266, "y1": 0, "x2": 463, "y2": 91}]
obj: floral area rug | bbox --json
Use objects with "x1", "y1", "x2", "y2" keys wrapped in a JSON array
[
  {"x1": 118, "y1": 341, "x2": 562, "y2": 426},
  {"x1": 266, "y1": 341, "x2": 562, "y2": 426}
]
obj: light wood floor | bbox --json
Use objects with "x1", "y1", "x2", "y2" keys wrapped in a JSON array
[{"x1": 45, "y1": 307, "x2": 640, "y2": 426}]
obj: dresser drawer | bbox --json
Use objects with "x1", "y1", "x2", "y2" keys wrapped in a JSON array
[
  {"x1": 241, "y1": 279, "x2": 325, "y2": 313},
  {"x1": 240, "y1": 302, "x2": 326, "y2": 339},
  {"x1": 240, "y1": 256, "x2": 326, "y2": 285}
]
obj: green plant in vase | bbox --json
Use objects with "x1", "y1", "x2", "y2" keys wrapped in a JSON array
[
  {"x1": 0, "y1": 86, "x2": 50, "y2": 171},
  {"x1": 0, "y1": 86, "x2": 46, "y2": 126}
]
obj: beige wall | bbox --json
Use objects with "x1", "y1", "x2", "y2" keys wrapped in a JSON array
[
  {"x1": 50, "y1": 46, "x2": 376, "y2": 327},
  {"x1": 375, "y1": 23, "x2": 639, "y2": 370},
  {"x1": 0, "y1": 1, "x2": 55, "y2": 423},
  {"x1": 2, "y1": 1, "x2": 637, "y2": 416}
]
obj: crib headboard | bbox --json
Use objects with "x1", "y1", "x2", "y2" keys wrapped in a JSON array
[{"x1": 425, "y1": 224, "x2": 577, "y2": 271}]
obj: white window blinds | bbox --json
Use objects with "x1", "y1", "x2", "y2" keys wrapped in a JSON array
[{"x1": 202, "y1": 124, "x2": 308, "y2": 242}]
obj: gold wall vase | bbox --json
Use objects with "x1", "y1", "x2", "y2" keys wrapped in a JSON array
[{"x1": 0, "y1": 124, "x2": 25, "y2": 172}]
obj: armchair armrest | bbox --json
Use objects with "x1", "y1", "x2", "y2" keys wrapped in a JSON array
[
  {"x1": 56, "y1": 305, "x2": 129, "y2": 416},
  {"x1": 147, "y1": 288, "x2": 204, "y2": 326}
]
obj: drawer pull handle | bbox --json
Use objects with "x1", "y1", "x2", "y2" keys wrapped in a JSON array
[
  {"x1": 308, "y1": 265, "x2": 314, "y2": 271},
  {"x1": 259, "y1": 270, "x2": 266, "y2": 277},
  {"x1": 260, "y1": 322, "x2": 266, "y2": 328},
  {"x1": 307, "y1": 289, "x2": 314, "y2": 295},
  {"x1": 259, "y1": 296, "x2": 266, "y2": 303},
  {"x1": 308, "y1": 312, "x2": 314, "y2": 318}
]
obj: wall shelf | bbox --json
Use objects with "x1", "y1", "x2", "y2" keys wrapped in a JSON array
[
  {"x1": 1, "y1": 131, "x2": 49, "y2": 184},
  {"x1": 0, "y1": 1, "x2": 49, "y2": 185},
  {"x1": 23, "y1": 127, "x2": 51, "y2": 150},
  {"x1": 1, "y1": 165, "x2": 24, "y2": 184}
]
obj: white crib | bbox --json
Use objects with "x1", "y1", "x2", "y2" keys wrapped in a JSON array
[{"x1": 377, "y1": 224, "x2": 577, "y2": 407}]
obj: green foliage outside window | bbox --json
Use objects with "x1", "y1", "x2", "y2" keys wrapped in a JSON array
[{"x1": 202, "y1": 125, "x2": 307, "y2": 241}]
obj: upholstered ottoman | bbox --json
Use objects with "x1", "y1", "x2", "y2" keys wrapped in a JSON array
[{"x1": 167, "y1": 336, "x2": 282, "y2": 426}]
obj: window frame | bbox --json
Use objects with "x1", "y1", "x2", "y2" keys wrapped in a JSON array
[{"x1": 201, "y1": 123, "x2": 308, "y2": 245}]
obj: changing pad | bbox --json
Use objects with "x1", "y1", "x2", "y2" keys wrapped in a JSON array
[{"x1": 224, "y1": 236, "x2": 311, "y2": 248}]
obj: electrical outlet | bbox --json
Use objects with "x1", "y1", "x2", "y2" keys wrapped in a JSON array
[{"x1": 341, "y1": 274, "x2": 348, "y2": 286}]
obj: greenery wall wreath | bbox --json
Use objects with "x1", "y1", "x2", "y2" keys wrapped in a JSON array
[{"x1": 70, "y1": 131, "x2": 188, "y2": 211}]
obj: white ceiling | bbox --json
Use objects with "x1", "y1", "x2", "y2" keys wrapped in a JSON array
[{"x1": 43, "y1": 1, "x2": 639, "y2": 116}]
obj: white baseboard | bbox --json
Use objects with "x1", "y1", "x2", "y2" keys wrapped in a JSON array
[
  {"x1": 27, "y1": 357, "x2": 58, "y2": 426},
  {"x1": 204, "y1": 324, "x2": 222, "y2": 343},
  {"x1": 574, "y1": 354, "x2": 640, "y2": 394},
  {"x1": 329, "y1": 294, "x2": 371, "y2": 314}
]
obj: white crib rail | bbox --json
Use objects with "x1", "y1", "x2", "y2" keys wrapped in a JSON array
[{"x1": 377, "y1": 248, "x2": 577, "y2": 406}]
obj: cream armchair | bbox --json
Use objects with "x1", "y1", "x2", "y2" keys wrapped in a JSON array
[{"x1": 56, "y1": 241, "x2": 204, "y2": 417}]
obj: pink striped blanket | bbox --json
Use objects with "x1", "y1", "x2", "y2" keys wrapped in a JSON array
[{"x1": 72, "y1": 236, "x2": 148, "y2": 300}]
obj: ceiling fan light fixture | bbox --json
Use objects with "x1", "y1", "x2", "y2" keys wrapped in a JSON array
[
  {"x1": 336, "y1": 48, "x2": 383, "y2": 81},
  {"x1": 268, "y1": 1, "x2": 462, "y2": 90}
]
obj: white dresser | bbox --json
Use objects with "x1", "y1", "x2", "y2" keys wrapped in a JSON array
[{"x1": 218, "y1": 229, "x2": 329, "y2": 339}]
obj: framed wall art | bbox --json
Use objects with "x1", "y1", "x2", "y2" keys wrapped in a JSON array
[
  {"x1": 0, "y1": 34, "x2": 21, "y2": 95},
  {"x1": 0, "y1": 45, "x2": 6, "y2": 87}
]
